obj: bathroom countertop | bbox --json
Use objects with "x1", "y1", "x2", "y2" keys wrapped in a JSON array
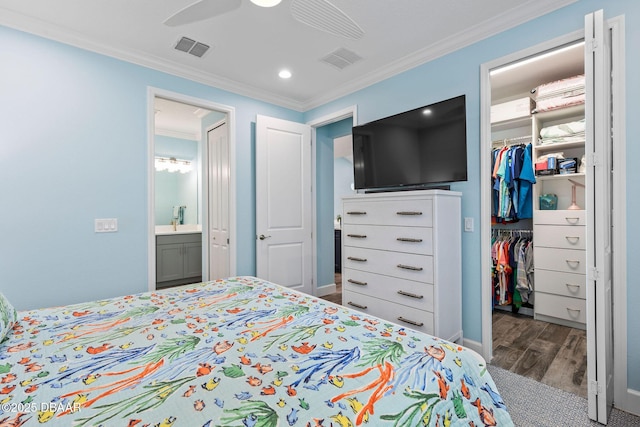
[{"x1": 155, "y1": 224, "x2": 202, "y2": 235}]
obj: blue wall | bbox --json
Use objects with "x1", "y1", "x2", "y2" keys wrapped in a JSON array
[
  {"x1": 0, "y1": 24, "x2": 302, "y2": 311},
  {"x1": 304, "y1": 0, "x2": 640, "y2": 390},
  {"x1": 0, "y1": 0, "x2": 638, "y2": 392}
]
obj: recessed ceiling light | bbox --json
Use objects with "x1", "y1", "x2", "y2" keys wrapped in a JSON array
[
  {"x1": 279, "y1": 69, "x2": 292, "y2": 79},
  {"x1": 251, "y1": 0, "x2": 281, "y2": 7},
  {"x1": 422, "y1": 109, "x2": 432, "y2": 115}
]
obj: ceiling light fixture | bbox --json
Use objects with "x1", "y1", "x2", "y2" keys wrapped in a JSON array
[
  {"x1": 490, "y1": 41, "x2": 585, "y2": 75},
  {"x1": 250, "y1": 0, "x2": 282, "y2": 7},
  {"x1": 422, "y1": 109, "x2": 432, "y2": 116},
  {"x1": 278, "y1": 69, "x2": 292, "y2": 79}
]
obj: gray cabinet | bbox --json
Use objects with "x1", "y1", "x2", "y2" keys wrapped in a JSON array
[{"x1": 156, "y1": 233, "x2": 202, "y2": 289}]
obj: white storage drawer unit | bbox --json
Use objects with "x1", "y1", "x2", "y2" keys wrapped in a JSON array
[
  {"x1": 533, "y1": 209, "x2": 586, "y2": 328},
  {"x1": 342, "y1": 190, "x2": 462, "y2": 342}
]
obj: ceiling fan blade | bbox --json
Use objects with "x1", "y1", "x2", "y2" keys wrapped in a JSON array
[
  {"x1": 290, "y1": 0, "x2": 364, "y2": 40},
  {"x1": 164, "y1": 0, "x2": 242, "y2": 27}
]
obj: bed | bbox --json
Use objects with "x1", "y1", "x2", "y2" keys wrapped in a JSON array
[{"x1": 0, "y1": 277, "x2": 513, "y2": 426}]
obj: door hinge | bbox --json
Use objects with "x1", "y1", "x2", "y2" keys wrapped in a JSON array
[
  {"x1": 588, "y1": 267, "x2": 600, "y2": 281},
  {"x1": 589, "y1": 38, "x2": 599, "y2": 52},
  {"x1": 586, "y1": 152, "x2": 600, "y2": 167},
  {"x1": 589, "y1": 380, "x2": 603, "y2": 396}
]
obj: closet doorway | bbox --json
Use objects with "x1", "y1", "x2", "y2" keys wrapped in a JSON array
[
  {"x1": 480, "y1": 10, "x2": 626, "y2": 425},
  {"x1": 147, "y1": 88, "x2": 237, "y2": 290},
  {"x1": 488, "y1": 39, "x2": 588, "y2": 397}
]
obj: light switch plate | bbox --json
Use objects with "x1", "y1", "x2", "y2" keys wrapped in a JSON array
[
  {"x1": 95, "y1": 218, "x2": 118, "y2": 233},
  {"x1": 464, "y1": 217, "x2": 474, "y2": 232}
]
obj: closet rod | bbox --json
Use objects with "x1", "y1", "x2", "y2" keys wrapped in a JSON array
[{"x1": 491, "y1": 135, "x2": 533, "y2": 147}]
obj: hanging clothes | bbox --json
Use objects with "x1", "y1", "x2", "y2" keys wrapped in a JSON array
[
  {"x1": 491, "y1": 142, "x2": 536, "y2": 222},
  {"x1": 491, "y1": 231, "x2": 534, "y2": 309}
]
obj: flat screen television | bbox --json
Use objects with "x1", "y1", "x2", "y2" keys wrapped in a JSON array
[{"x1": 352, "y1": 95, "x2": 467, "y2": 191}]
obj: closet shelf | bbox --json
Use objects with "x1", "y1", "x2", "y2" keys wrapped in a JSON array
[
  {"x1": 535, "y1": 140, "x2": 585, "y2": 152},
  {"x1": 533, "y1": 104, "x2": 584, "y2": 122},
  {"x1": 536, "y1": 172, "x2": 585, "y2": 181}
]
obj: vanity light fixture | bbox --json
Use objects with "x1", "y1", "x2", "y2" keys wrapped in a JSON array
[
  {"x1": 250, "y1": 0, "x2": 281, "y2": 7},
  {"x1": 155, "y1": 157, "x2": 192, "y2": 174}
]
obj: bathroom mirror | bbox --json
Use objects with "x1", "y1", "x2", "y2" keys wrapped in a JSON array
[{"x1": 154, "y1": 97, "x2": 209, "y2": 226}]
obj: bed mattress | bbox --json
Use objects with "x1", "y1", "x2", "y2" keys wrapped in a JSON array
[{"x1": 0, "y1": 277, "x2": 513, "y2": 426}]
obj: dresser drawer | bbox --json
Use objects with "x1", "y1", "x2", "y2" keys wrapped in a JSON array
[
  {"x1": 343, "y1": 269, "x2": 434, "y2": 312},
  {"x1": 534, "y1": 210, "x2": 585, "y2": 226},
  {"x1": 343, "y1": 199, "x2": 433, "y2": 227},
  {"x1": 342, "y1": 224, "x2": 433, "y2": 255},
  {"x1": 534, "y1": 225, "x2": 586, "y2": 250},
  {"x1": 344, "y1": 246, "x2": 434, "y2": 283},
  {"x1": 535, "y1": 269, "x2": 586, "y2": 299},
  {"x1": 534, "y1": 247, "x2": 586, "y2": 274},
  {"x1": 343, "y1": 290, "x2": 434, "y2": 335},
  {"x1": 535, "y1": 292, "x2": 586, "y2": 324}
]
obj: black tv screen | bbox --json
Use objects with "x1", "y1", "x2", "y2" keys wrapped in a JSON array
[{"x1": 352, "y1": 95, "x2": 467, "y2": 191}]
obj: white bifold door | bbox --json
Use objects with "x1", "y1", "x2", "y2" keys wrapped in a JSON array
[
  {"x1": 255, "y1": 115, "x2": 313, "y2": 295},
  {"x1": 585, "y1": 9, "x2": 613, "y2": 424}
]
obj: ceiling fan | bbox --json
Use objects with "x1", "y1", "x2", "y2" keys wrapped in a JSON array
[{"x1": 164, "y1": 0, "x2": 364, "y2": 40}]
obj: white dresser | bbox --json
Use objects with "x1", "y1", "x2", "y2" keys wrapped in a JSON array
[
  {"x1": 341, "y1": 190, "x2": 462, "y2": 342},
  {"x1": 533, "y1": 210, "x2": 587, "y2": 329}
]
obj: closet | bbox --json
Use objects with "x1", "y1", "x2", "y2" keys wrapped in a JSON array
[{"x1": 490, "y1": 41, "x2": 587, "y2": 330}]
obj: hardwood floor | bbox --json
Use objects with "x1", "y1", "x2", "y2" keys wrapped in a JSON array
[
  {"x1": 319, "y1": 274, "x2": 588, "y2": 398},
  {"x1": 492, "y1": 309, "x2": 588, "y2": 397},
  {"x1": 320, "y1": 272, "x2": 342, "y2": 305}
]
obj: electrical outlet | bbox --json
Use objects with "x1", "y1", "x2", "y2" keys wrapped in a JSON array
[
  {"x1": 95, "y1": 218, "x2": 118, "y2": 233},
  {"x1": 464, "y1": 217, "x2": 474, "y2": 232}
]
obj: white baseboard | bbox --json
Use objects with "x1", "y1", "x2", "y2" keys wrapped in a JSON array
[
  {"x1": 462, "y1": 338, "x2": 483, "y2": 358},
  {"x1": 616, "y1": 388, "x2": 640, "y2": 417},
  {"x1": 316, "y1": 283, "x2": 336, "y2": 297}
]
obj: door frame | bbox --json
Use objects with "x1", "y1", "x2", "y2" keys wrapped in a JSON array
[
  {"x1": 479, "y1": 16, "x2": 629, "y2": 413},
  {"x1": 147, "y1": 87, "x2": 237, "y2": 289},
  {"x1": 307, "y1": 105, "x2": 358, "y2": 295}
]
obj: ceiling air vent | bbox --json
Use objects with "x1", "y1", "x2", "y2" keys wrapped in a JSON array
[
  {"x1": 320, "y1": 47, "x2": 362, "y2": 70},
  {"x1": 174, "y1": 37, "x2": 210, "y2": 58}
]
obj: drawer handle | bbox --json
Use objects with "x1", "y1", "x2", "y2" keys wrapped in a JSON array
[
  {"x1": 397, "y1": 316, "x2": 424, "y2": 327},
  {"x1": 565, "y1": 236, "x2": 580, "y2": 244},
  {"x1": 347, "y1": 234, "x2": 367, "y2": 239},
  {"x1": 566, "y1": 307, "x2": 581, "y2": 317},
  {"x1": 347, "y1": 211, "x2": 367, "y2": 215},
  {"x1": 397, "y1": 264, "x2": 423, "y2": 271},
  {"x1": 565, "y1": 217, "x2": 580, "y2": 224},
  {"x1": 565, "y1": 283, "x2": 581, "y2": 292},
  {"x1": 397, "y1": 237, "x2": 423, "y2": 243},
  {"x1": 348, "y1": 302, "x2": 367, "y2": 310},
  {"x1": 565, "y1": 260, "x2": 581, "y2": 268},
  {"x1": 348, "y1": 256, "x2": 367, "y2": 262},
  {"x1": 397, "y1": 290, "x2": 423, "y2": 299},
  {"x1": 347, "y1": 279, "x2": 368, "y2": 286},
  {"x1": 397, "y1": 211, "x2": 422, "y2": 216}
]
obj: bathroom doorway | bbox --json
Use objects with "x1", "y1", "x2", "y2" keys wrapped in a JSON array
[{"x1": 148, "y1": 88, "x2": 236, "y2": 289}]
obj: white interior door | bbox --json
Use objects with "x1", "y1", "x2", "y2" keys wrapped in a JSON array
[
  {"x1": 585, "y1": 9, "x2": 613, "y2": 424},
  {"x1": 208, "y1": 121, "x2": 230, "y2": 280},
  {"x1": 256, "y1": 115, "x2": 313, "y2": 295}
]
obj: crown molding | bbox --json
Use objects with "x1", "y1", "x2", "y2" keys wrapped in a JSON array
[
  {"x1": 300, "y1": 0, "x2": 578, "y2": 111},
  {"x1": 1, "y1": 0, "x2": 576, "y2": 113},
  {"x1": 0, "y1": 9, "x2": 306, "y2": 111}
]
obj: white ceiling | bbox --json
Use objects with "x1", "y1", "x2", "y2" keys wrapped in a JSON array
[{"x1": 0, "y1": 0, "x2": 576, "y2": 112}]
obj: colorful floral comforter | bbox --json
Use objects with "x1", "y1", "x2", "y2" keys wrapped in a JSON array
[{"x1": 0, "y1": 277, "x2": 513, "y2": 426}]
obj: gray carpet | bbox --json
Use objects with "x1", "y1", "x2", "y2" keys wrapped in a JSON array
[{"x1": 487, "y1": 365, "x2": 640, "y2": 426}]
